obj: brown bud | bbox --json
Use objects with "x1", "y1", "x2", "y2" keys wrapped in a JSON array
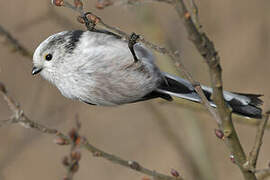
[
  {"x1": 86, "y1": 14, "x2": 100, "y2": 25},
  {"x1": 230, "y1": 155, "x2": 235, "y2": 163},
  {"x1": 128, "y1": 161, "x2": 141, "y2": 170},
  {"x1": 214, "y1": 129, "x2": 224, "y2": 139},
  {"x1": 170, "y1": 169, "x2": 180, "y2": 177},
  {"x1": 54, "y1": 137, "x2": 69, "y2": 145},
  {"x1": 69, "y1": 128, "x2": 79, "y2": 141},
  {"x1": 184, "y1": 12, "x2": 191, "y2": 19},
  {"x1": 95, "y1": 0, "x2": 113, "y2": 9},
  {"x1": 62, "y1": 156, "x2": 70, "y2": 166},
  {"x1": 93, "y1": 151, "x2": 102, "y2": 157},
  {"x1": 71, "y1": 151, "x2": 81, "y2": 161},
  {"x1": 51, "y1": 0, "x2": 64, "y2": 6},
  {"x1": 0, "y1": 82, "x2": 6, "y2": 93},
  {"x1": 74, "y1": 0, "x2": 83, "y2": 8}
]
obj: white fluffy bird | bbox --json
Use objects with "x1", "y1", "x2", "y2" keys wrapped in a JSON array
[{"x1": 32, "y1": 30, "x2": 263, "y2": 118}]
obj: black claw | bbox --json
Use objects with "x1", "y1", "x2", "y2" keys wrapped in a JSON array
[
  {"x1": 128, "y1": 32, "x2": 140, "y2": 63},
  {"x1": 82, "y1": 12, "x2": 96, "y2": 31}
]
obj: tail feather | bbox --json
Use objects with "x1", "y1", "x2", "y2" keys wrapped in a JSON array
[
  {"x1": 233, "y1": 93, "x2": 263, "y2": 106},
  {"x1": 157, "y1": 73, "x2": 263, "y2": 119}
]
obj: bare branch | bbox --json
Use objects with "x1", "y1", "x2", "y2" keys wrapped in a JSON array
[
  {"x1": 256, "y1": 168, "x2": 270, "y2": 180},
  {"x1": 244, "y1": 112, "x2": 270, "y2": 171},
  {"x1": 0, "y1": 25, "x2": 32, "y2": 59},
  {"x1": 0, "y1": 82, "x2": 183, "y2": 180}
]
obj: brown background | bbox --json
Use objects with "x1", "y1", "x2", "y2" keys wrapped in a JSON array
[{"x1": 0, "y1": 0, "x2": 270, "y2": 180}]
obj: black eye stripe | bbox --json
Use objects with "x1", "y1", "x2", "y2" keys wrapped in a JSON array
[{"x1": 45, "y1": 54, "x2": 53, "y2": 61}]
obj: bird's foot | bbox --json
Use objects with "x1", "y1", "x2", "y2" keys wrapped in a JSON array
[{"x1": 128, "y1": 32, "x2": 140, "y2": 63}]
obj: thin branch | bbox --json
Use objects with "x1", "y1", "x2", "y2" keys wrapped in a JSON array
[
  {"x1": 256, "y1": 168, "x2": 270, "y2": 180},
  {"x1": 95, "y1": 0, "x2": 174, "y2": 9},
  {"x1": 244, "y1": 112, "x2": 270, "y2": 171},
  {"x1": 0, "y1": 82, "x2": 183, "y2": 180},
  {"x1": 0, "y1": 25, "x2": 32, "y2": 58}
]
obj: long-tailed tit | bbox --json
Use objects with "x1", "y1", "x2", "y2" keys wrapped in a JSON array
[{"x1": 32, "y1": 30, "x2": 263, "y2": 118}]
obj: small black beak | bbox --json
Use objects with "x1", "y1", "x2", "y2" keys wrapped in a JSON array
[{"x1": 32, "y1": 67, "x2": 42, "y2": 75}]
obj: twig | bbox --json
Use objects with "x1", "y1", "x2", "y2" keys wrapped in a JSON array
[
  {"x1": 0, "y1": 25, "x2": 32, "y2": 58},
  {"x1": 172, "y1": 0, "x2": 257, "y2": 179},
  {"x1": 95, "y1": 0, "x2": 173, "y2": 9},
  {"x1": 244, "y1": 112, "x2": 270, "y2": 171},
  {"x1": 256, "y1": 168, "x2": 270, "y2": 180},
  {"x1": 0, "y1": 82, "x2": 183, "y2": 180}
]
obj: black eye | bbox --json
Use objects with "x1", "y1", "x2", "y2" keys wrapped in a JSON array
[{"x1": 45, "y1": 54, "x2": 53, "y2": 61}]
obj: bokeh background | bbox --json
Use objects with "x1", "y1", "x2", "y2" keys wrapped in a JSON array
[{"x1": 0, "y1": 0, "x2": 270, "y2": 180}]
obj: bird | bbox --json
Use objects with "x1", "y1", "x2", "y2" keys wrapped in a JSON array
[{"x1": 32, "y1": 30, "x2": 263, "y2": 118}]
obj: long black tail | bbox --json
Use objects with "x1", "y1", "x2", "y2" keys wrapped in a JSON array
[{"x1": 156, "y1": 73, "x2": 263, "y2": 119}]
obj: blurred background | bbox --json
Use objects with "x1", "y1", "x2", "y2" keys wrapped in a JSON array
[{"x1": 0, "y1": 0, "x2": 270, "y2": 180}]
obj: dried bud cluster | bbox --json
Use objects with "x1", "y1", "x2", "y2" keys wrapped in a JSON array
[
  {"x1": 170, "y1": 169, "x2": 180, "y2": 177},
  {"x1": 61, "y1": 121, "x2": 84, "y2": 179},
  {"x1": 96, "y1": 0, "x2": 113, "y2": 9},
  {"x1": 76, "y1": 13, "x2": 100, "y2": 30},
  {"x1": 87, "y1": 14, "x2": 101, "y2": 25},
  {"x1": 51, "y1": 0, "x2": 64, "y2": 6},
  {"x1": 62, "y1": 154, "x2": 80, "y2": 173}
]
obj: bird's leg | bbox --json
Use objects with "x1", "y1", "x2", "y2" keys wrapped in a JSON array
[
  {"x1": 82, "y1": 12, "x2": 99, "y2": 31},
  {"x1": 128, "y1": 33, "x2": 140, "y2": 63}
]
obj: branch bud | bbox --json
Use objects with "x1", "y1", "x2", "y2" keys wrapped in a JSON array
[
  {"x1": 128, "y1": 161, "x2": 141, "y2": 170},
  {"x1": 170, "y1": 169, "x2": 180, "y2": 177},
  {"x1": 71, "y1": 151, "x2": 81, "y2": 161},
  {"x1": 214, "y1": 129, "x2": 224, "y2": 139},
  {"x1": 51, "y1": 0, "x2": 64, "y2": 6},
  {"x1": 54, "y1": 137, "x2": 69, "y2": 145}
]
